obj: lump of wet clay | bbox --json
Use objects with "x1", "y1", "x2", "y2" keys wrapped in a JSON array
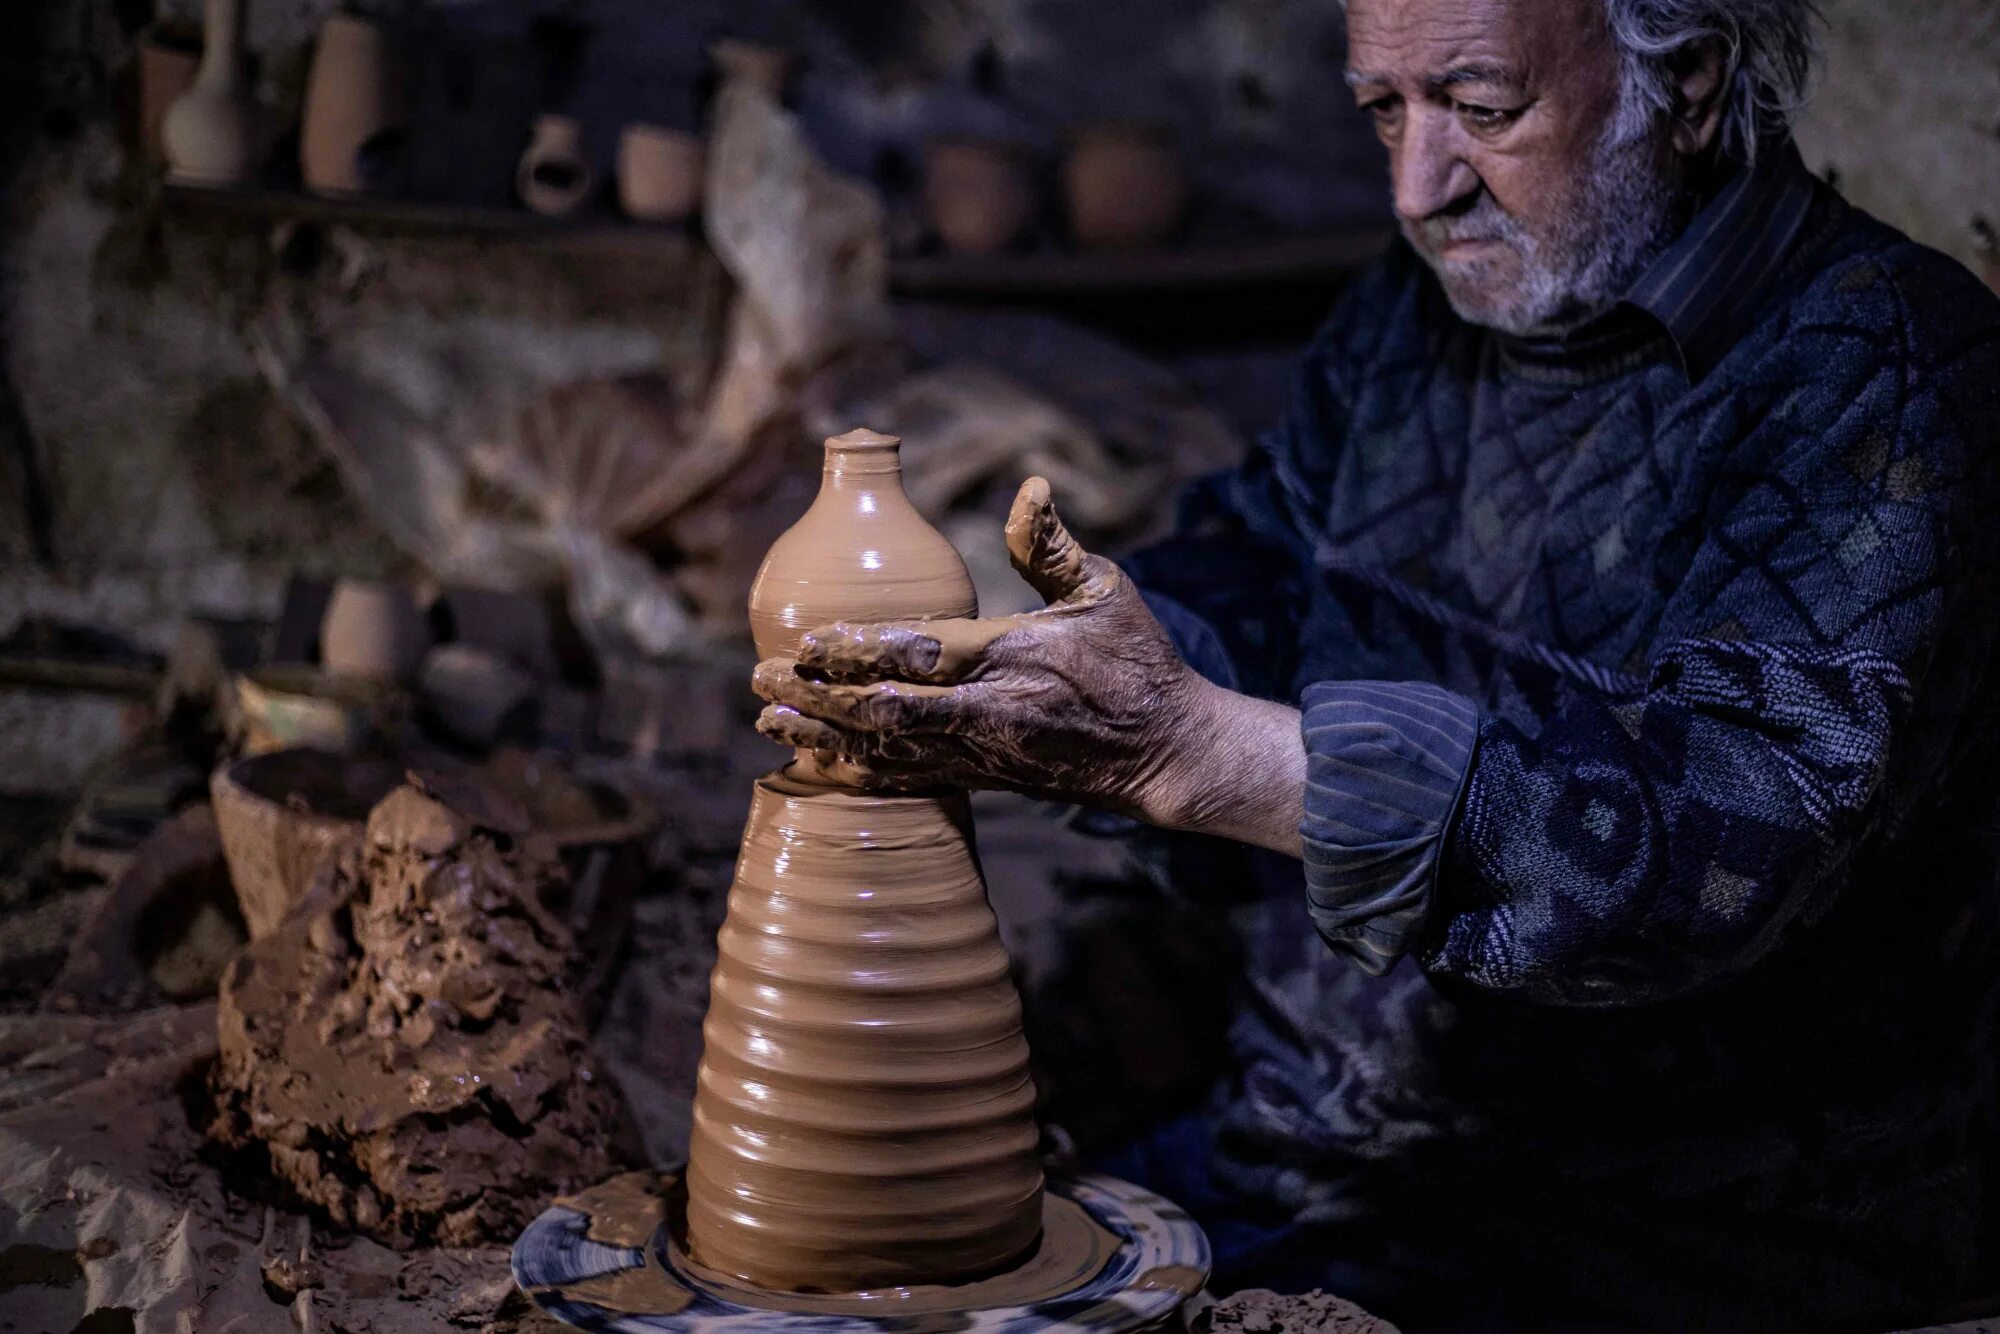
[{"x1": 208, "y1": 777, "x2": 638, "y2": 1248}]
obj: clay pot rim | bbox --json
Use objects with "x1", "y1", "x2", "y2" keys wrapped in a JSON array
[
  {"x1": 1063, "y1": 119, "x2": 1180, "y2": 149},
  {"x1": 620, "y1": 122, "x2": 704, "y2": 147},
  {"x1": 141, "y1": 26, "x2": 204, "y2": 55},
  {"x1": 925, "y1": 136, "x2": 1035, "y2": 160},
  {"x1": 211, "y1": 748, "x2": 392, "y2": 831}
]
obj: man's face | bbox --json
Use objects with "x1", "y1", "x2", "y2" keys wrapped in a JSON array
[{"x1": 1346, "y1": 0, "x2": 1687, "y2": 334}]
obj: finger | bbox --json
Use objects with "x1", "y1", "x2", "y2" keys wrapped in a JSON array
[
  {"x1": 756, "y1": 706, "x2": 966, "y2": 779},
  {"x1": 800, "y1": 618, "x2": 1016, "y2": 683},
  {"x1": 1004, "y1": 476, "x2": 1094, "y2": 604},
  {"x1": 752, "y1": 657, "x2": 960, "y2": 733}
]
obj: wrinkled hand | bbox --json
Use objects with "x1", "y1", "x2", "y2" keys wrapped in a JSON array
[{"x1": 751, "y1": 476, "x2": 1211, "y2": 823}]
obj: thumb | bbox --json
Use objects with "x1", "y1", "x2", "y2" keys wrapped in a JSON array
[{"x1": 1004, "y1": 476, "x2": 1093, "y2": 605}]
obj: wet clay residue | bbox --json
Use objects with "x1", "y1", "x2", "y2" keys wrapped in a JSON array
[
  {"x1": 1205, "y1": 1289, "x2": 1401, "y2": 1334},
  {"x1": 208, "y1": 778, "x2": 639, "y2": 1248}
]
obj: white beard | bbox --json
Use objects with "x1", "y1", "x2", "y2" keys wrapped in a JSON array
[{"x1": 1403, "y1": 114, "x2": 1691, "y2": 336}]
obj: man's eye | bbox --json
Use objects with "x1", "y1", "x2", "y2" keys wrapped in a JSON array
[
  {"x1": 1361, "y1": 98, "x2": 1402, "y2": 128},
  {"x1": 1457, "y1": 103, "x2": 1518, "y2": 131}
]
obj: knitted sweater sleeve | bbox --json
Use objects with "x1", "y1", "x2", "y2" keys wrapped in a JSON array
[{"x1": 1416, "y1": 255, "x2": 2000, "y2": 1004}]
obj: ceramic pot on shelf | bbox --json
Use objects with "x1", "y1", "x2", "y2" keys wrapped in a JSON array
[
  {"x1": 684, "y1": 426, "x2": 1044, "y2": 1293},
  {"x1": 1062, "y1": 121, "x2": 1188, "y2": 250},
  {"x1": 924, "y1": 139, "x2": 1036, "y2": 256},
  {"x1": 708, "y1": 38, "x2": 794, "y2": 98},
  {"x1": 319, "y1": 578, "x2": 429, "y2": 683},
  {"x1": 616, "y1": 123, "x2": 704, "y2": 223},
  {"x1": 137, "y1": 33, "x2": 200, "y2": 166},
  {"x1": 300, "y1": 13, "x2": 404, "y2": 196},
  {"x1": 161, "y1": 0, "x2": 268, "y2": 186},
  {"x1": 517, "y1": 115, "x2": 595, "y2": 217}
]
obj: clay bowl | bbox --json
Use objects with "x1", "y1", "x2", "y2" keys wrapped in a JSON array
[
  {"x1": 1062, "y1": 121, "x2": 1187, "y2": 250},
  {"x1": 210, "y1": 748, "x2": 402, "y2": 939},
  {"x1": 923, "y1": 139, "x2": 1037, "y2": 256}
]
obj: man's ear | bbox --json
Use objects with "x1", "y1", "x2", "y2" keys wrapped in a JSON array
[{"x1": 1666, "y1": 35, "x2": 1729, "y2": 156}]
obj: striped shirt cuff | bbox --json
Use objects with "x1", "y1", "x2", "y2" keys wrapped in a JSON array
[{"x1": 1300, "y1": 680, "x2": 1479, "y2": 975}]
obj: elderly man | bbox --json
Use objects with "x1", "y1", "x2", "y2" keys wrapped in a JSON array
[{"x1": 755, "y1": 0, "x2": 2000, "y2": 1327}]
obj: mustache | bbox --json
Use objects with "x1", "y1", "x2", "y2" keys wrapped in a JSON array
[{"x1": 1403, "y1": 199, "x2": 1523, "y2": 254}]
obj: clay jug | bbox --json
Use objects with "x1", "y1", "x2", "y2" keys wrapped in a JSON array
[
  {"x1": 684, "y1": 773, "x2": 1044, "y2": 1292},
  {"x1": 300, "y1": 13, "x2": 404, "y2": 197},
  {"x1": 617, "y1": 123, "x2": 704, "y2": 223},
  {"x1": 747, "y1": 428, "x2": 976, "y2": 664},
  {"x1": 924, "y1": 139, "x2": 1036, "y2": 256},
  {"x1": 517, "y1": 115, "x2": 595, "y2": 217},
  {"x1": 320, "y1": 578, "x2": 429, "y2": 682},
  {"x1": 161, "y1": 0, "x2": 268, "y2": 186},
  {"x1": 137, "y1": 33, "x2": 201, "y2": 167},
  {"x1": 1062, "y1": 121, "x2": 1187, "y2": 250},
  {"x1": 709, "y1": 38, "x2": 794, "y2": 99}
]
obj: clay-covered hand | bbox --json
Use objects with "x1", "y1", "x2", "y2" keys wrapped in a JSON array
[{"x1": 753, "y1": 478, "x2": 1305, "y2": 853}]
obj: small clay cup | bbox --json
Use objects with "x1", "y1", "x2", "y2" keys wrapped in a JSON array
[
  {"x1": 320, "y1": 578, "x2": 429, "y2": 682},
  {"x1": 1062, "y1": 121, "x2": 1187, "y2": 250},
  {"x1": 924, "y1": 139, "x2": 1036, "y2": 256},
  {"x1": 518, "y1": 114, "x2": 595, "y2": 217},
  {"x1": 617, "y1": 123, "x2": 705, "y2": 223}
]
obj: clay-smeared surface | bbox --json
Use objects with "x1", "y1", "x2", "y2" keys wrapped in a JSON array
[
  {"x1": 683, "y1": 769, "x2": 1044, "y2": 1292},
  {"x1": 209, "y1": 780, "x2": 638, "y2": 1248}
]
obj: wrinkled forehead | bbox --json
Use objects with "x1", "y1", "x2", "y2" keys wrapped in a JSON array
[{"x1": 1344, "y1": 0, "x2": 1615, "y2": 93}]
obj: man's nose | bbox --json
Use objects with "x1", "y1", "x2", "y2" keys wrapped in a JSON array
[{"x1": 1392, "y1": 111, "x2": 1479, "y2": 222}]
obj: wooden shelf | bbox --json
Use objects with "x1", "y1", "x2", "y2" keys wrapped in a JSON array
[
  {"x1": 888, "y1": 228, "x2": 1392, "y2": 299},
  {"x1": 162, "y1": 182, "x2": 698, "y2": 249},
  {"x1": 160, "y1": 182, "x2": 1389, "y2": 345}
]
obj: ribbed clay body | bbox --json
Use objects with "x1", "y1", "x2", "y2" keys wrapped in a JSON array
[{"x1": 685, "y1": 773, "x2": 1044, "y2": 1291}]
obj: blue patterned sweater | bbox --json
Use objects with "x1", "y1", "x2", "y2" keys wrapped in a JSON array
[{"x1": 1119, "y1": 151, "x2": 2000, "y2": 1327}]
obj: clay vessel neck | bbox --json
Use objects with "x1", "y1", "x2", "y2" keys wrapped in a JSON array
[{"x1": 196, "y1": 0, "x2": 245, "y2": 87}]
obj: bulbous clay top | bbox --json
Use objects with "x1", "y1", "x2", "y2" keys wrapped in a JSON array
[{"x1": 748, "y1": 429, "x2": 977, "y2": 663}]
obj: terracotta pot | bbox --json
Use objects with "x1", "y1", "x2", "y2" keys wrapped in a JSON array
[
  {"x1": 747, "y1": 428, "x2": 977, "y2": 663},
  {"x1": 211, "y1": 749, "x2": 399, "y2": 938},
  {"x1": 924, "y1": 139, "x2": 1036, "y2": 256},
  {"x1": 1062, "y1": 122, "x2": 1187, "y2": 250},
  {"x1": 517, "y1": 114, "x2": 595, "y2": 217},
  {"x1": 684, "y1": 773, "x2": 1044, "y2": 1291},
  {"x1": 617, "y1": 123, "x2": 705, "y2": 223},
  {"x1": 319, "y1": 578, "x2": 429, "y2": 682},
  {"x1": 161, "y1": 0, "x2": 268, "y2": 186},
  {"x1": 300, "y1": 13, "x2": 404, "y2": 197},
  {"x1": 137, "y1": 35, "x2": 201, "y2": 167}
]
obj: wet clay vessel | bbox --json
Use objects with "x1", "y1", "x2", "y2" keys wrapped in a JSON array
[
  {"x1": 747, "y1": 429, "x2": 976, "y2": 664},
  {"x1": 685, "y1": 427, "x2": 1044, "y2": 1293}
]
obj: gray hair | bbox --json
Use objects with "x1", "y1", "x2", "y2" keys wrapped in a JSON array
[
  {"x1": 1337, "y1": 0, "x2": 1821, "y2": 164},
  {"x1": 1605, "y1": 0, "x2": 1820, "y2": 163}
]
